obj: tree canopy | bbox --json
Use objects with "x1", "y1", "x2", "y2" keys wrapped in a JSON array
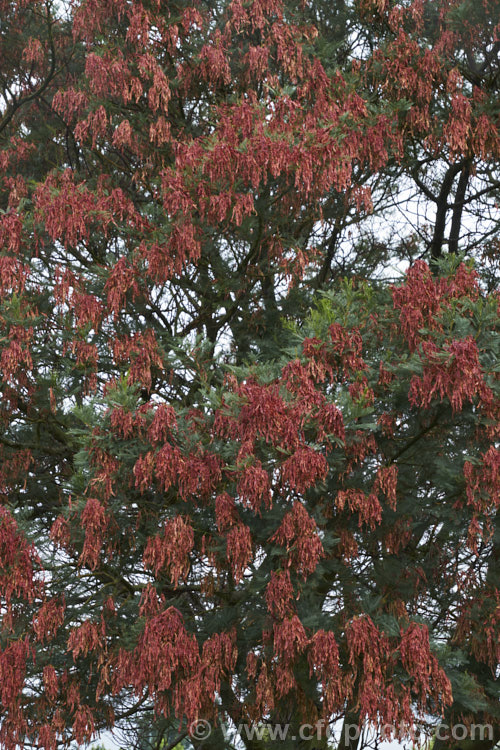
[{"x1": 0, "y1": 0, "x2": 499, "y2": 749}]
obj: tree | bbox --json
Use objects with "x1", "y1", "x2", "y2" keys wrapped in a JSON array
[{"x1": 0, "y1": 0, "x2": 498, "y2": 749}]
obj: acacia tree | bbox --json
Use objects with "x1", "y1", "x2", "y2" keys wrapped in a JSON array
[{"x1": 0, "y1": 0, "x2": 499, "y2": 749}]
